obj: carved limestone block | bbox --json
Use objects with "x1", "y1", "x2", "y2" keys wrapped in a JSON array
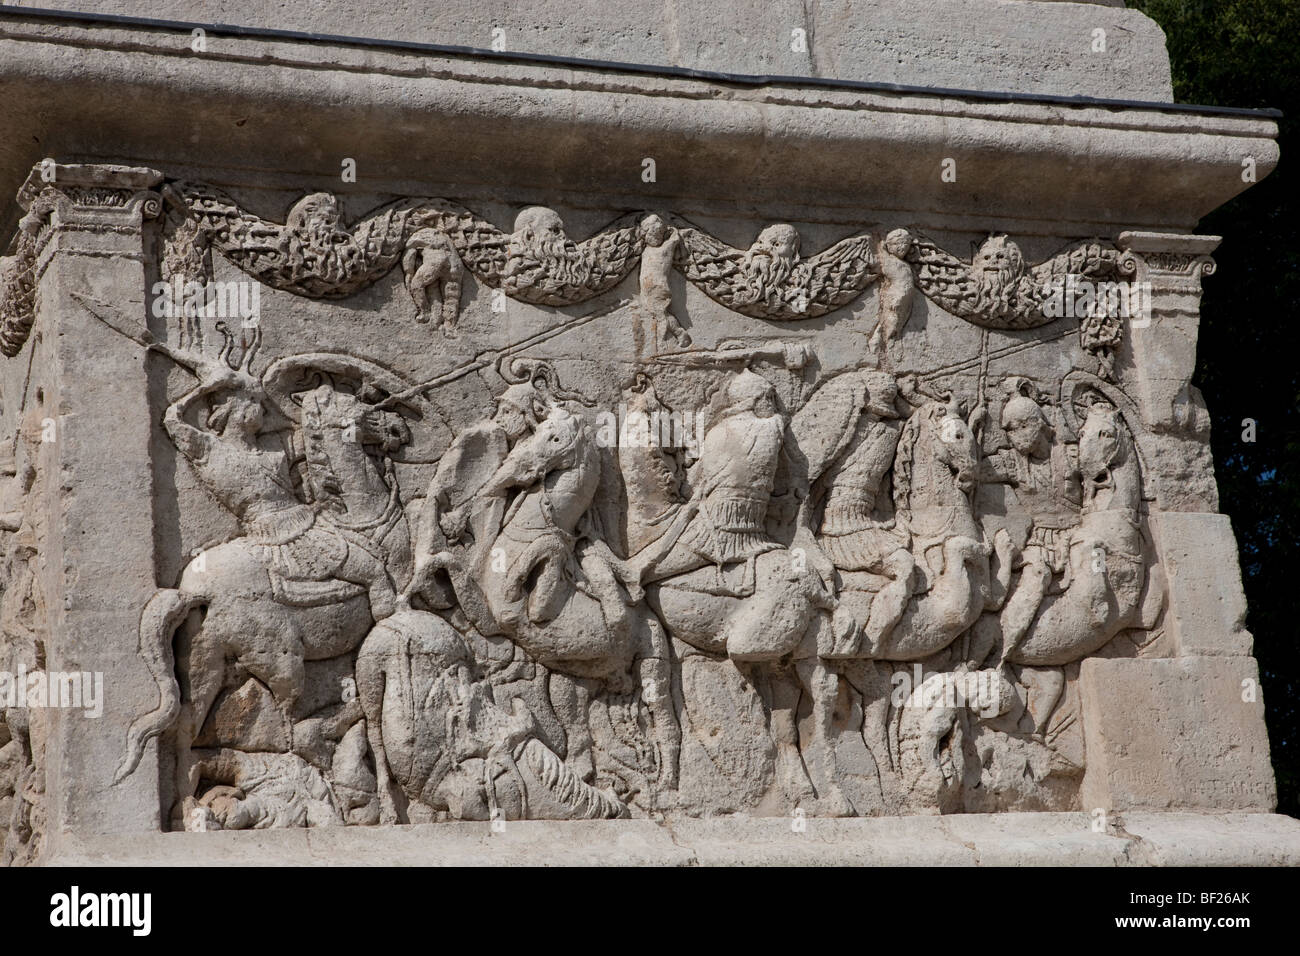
[{"x1": 0, "y1": 1, "x2": 1290, "y2": 863}]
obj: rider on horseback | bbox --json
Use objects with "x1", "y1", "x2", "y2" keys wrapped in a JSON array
[
  {"x1": 972, "y1": 378, "x2": 1080, "y2": 580},
  {"x1": 167, "y1": 353, "x2": 397, "y2": 619},
  {"x1": 406, "y1": 375, "x2": 550, "y2": 611},
  {"x1": 633, "y1": 369, "x2": 785, "y2": 592}
]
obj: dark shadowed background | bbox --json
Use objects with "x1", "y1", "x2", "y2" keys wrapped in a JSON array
[{"x1": 1130, "y1": 0, "x2": 1299, "y2": 817}]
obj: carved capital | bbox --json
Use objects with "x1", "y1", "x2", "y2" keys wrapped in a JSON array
[
  {"x1": 1116, "y1": 231, "x2": 1220, "y2": 295},
  {"x1": 1, "y1": 161, "x2": 163, "y2": 356}
]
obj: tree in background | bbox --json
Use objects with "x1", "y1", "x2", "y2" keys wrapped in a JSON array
[{"x1": 1129, "y1": 0, "x2": 1299, "y2": 816}]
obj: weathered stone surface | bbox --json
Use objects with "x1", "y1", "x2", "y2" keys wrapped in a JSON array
[
  {"x1": 0, "y1": 13, "x2": 1274, "y2": 240},
  {"x1": 0, "y1": 2, "x2": 1293, "y2": 866},
  {"x1": 20, "y1": 0, "x2": 1174, "y2": 100},
  {"x1": 1080, "y1": 657, "x2": 1277, "y2": 813},
  {"x1": 43, "y1": 812, "x2": 1300, "y2": 867},
  {"x1": 1150, "y1": 512, "x2": 1253, "y2": 657}
]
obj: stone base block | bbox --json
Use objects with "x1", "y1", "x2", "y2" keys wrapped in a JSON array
[
  {"x1": 1080, "y1": 657, "x2": 1277, "y2": 812},
  {"x1": 43, "y1": 813, "x2": 1300, "y2": 867},
  {"x1": 1150, "y1": 512, "x2": 1253, "y2": 656}
]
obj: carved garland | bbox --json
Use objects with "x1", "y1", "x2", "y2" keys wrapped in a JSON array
[{"x1": 2, "y1": 176, "x2": 1134, "y2": 366}]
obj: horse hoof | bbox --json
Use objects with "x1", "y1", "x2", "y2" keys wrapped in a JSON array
[{"x1": 819, "y1": 789, "x2": 857, "y2": 818}]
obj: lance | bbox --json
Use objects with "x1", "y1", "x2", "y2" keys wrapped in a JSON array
[
  {"x1": 917, "y1": 324, "x2": 1075, "y2": 386},
  {"x1": 70, "y1": 291, "x2": 202, "y2": 374},
  {"x1": 373, "y1": 297, "x2": 633, "y2": 410},
  {"x1": 974, "y1": 327, "x2": 991, "y2": 443}
]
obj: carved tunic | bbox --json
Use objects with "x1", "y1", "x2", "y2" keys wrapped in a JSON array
[
  {"x1": 679, "y1": 412, "x2": 784, "y2": 564},
  {"x1": 818, "y1": 415, "x2": 907, "y2": 570},
  {"x1": 981, "y1": 443, "x2": 1081, "y2": 572}
]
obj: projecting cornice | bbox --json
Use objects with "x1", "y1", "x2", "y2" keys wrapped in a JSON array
[{"x1": 0, "y1": 10, "x2": 1279, "y2": 241}]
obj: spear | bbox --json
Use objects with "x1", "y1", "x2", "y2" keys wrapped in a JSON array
[
  {"x1": 373, "y1": 297, "x2": 633, "y2": 410},
  {"x1": 974, "y1": 327, "x2": 991, "y2": 444},
  {"x1": 69, "y1": 291, "x2": 202, "y2": 374}
]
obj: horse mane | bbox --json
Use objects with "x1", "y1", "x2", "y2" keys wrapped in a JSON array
[
  {"x1": 892, "y1": 410, "x2": 924, "y2": 513},
  {"x1": 299, "y1": 386, "x2": 342, "y2": 508}
]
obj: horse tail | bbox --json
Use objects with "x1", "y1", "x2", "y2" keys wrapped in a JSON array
[
  {"x1": 114, "y1": 589, "x2": 200, "y2": 784},
  {"x1": 520, "y1": 737, "x2": 629, "y2": 819}
]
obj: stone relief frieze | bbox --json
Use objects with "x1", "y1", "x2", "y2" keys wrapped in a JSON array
[
  {"x1": 0, "y1": 179, "x2": 1175, "y2": 830},
  {"x1": 159, "y1": 183, "x2": 646, "y2": 312},
  {"x1": 0, "y1": 403, "x2": 49, "y2": 862}
]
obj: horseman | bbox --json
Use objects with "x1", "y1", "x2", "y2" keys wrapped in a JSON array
[
  {"x1": 970, "y1": 378, "x2": 1082, "y2": 668},
  {"x1": 406, "y1": 373, "x2": 551, "y2": 611},
  {"x1": 632, "y1": 369, "x2": 790, "y2": 596},
  {"x1": 165, "y1": 353, "x2": 397, "y2": 619},
  {"x1": 793, "y1": 369, "x2": 913, "y2": 577},
  {"x1": 972, "y1": 379, "x2": 1081, "y2": 582},
  {"x1": 788, "y1": 367, "x2": 915, "y2": 656}
]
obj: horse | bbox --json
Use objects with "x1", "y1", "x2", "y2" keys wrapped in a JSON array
[
  {"x1": 860, "y1": 400, "x2": 1011, "y2": 660},
  {"x1": 355, "y1": 607, "x2": 628, "y2": 823},
  {"x1": 298, "y1": 383, "x2": 413, "y2": 591},
  {"x1": 115, "y1": 381, "x2": 412, "y2": 821},
  {"x1": 1004, "y1": 400, "x2": 1160, "y2": 667},
  {"x1": 615, "y1": 388, "x2": 848, "y2": 814},
  {"x1": 421, "y1": 405, "x2": 681, "y2": 807}
]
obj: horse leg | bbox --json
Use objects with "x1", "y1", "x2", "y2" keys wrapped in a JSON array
[
  {"x1": 233, "y1": 613, "x2": 308, "y2": 761},
  {"x1": 983, "y1": 528, "x2": 1017, "y2": 612},
  {"x1": 635, "y1": 612, "x2": 680, "y2": 792},
  {"x1": 547, "y1": 672, "x2": 595, "y2": 781},
  {"x1": 356, "y1": 631, "x2": 403, "y2": 825},
  {"x1": 937, "y1": 536, "x2": 986, "y2": 633},
  {"x1": 794, "y1": 650, "x2": 856, "y2": 817},
  {"x1": 338, "y1": 542, "x2": 397, "y2": 622},
  {"x1": 841, "y1": 659, "x2": 895, "y2": 776},
  {"x1": 172, "y1": 628, "x2": 226, "y2": 825},
  {"x1": 863, "y1": 549, "x2": 915, "y2": 655},
  {"x1": 966, "y1": 614, "x2": 1002, "y2": 670},
  {"x1": 998, "y1": 559, "x2": 1052, "y2": 665},
  {"x1": 1019, "y1": 666, "x2": 1067, "y2": 737},
  {"x1": 764, "y1": 665, "x2": 817, "y2": 807}
]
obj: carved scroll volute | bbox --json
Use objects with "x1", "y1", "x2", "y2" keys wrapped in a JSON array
[{"x1": 1116, "y1": 231, "x2": 1219, "y2": 296}]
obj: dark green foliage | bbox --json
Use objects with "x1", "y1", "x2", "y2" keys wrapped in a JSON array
[{"x1": 1130, "y1": 0, "x2": 1300, "y2": 816}]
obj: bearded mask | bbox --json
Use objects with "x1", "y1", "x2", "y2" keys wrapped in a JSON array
[
  {"x1": 739, "y1": 225, "x2": 800, "y2": 301},
  {"x1": 281, "y1": 193, "x2": 361, "y2": 283},
  {"x1": 972, "y1": 236, "x2": 1026, "y2": 318},
  {"x1": 507, "y1": 206, "x2": 586, "y2": 286}
]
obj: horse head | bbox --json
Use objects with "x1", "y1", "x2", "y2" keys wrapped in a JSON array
[
  {"x1": 299, "y1": 383, "x2": 411, "y2": 513},
  {"x1": 301, "y1": 384, "x2": 411, "y2": 454},
  {"x1": 896, "y1": 400, "x2": 977, "y2": 513},
  {"x1": 931, "y1": 399, "x2": 979, "y2": 496},
  {"x1": 1077, "y1": 399, "x2": 1138, "y2": 512},
  {"x1": 485, "y1": 404, "x2": 594, "y2": 497},
  {"x1": 358, "y1": 403, "x2": 412, "y2": 454}
]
